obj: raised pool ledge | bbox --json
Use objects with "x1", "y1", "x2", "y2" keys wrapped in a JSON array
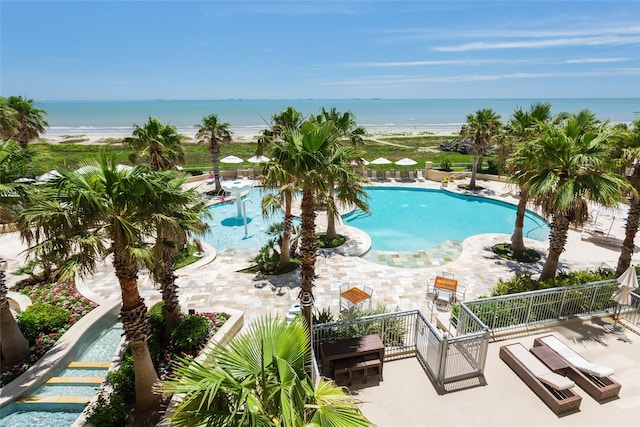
[{"x1": 0, "y1": 300, "x2": 120, "y2": 410}]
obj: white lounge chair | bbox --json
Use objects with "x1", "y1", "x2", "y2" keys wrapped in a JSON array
[
  {"x1": 416, "y1": 170, "x2": 425, "y2": 182},
  {"x1": 536, "y1": 335, "x2": 614, "y2": 378}
]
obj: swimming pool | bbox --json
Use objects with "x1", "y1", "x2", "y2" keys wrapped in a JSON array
[
  {"x1": 343, "y1": 187, "x2": 549, "y2": 252},
  {"x1": 199, "y1": 188, "x2": 295, "y2": 251}
]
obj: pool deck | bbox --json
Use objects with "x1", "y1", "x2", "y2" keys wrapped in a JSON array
[
  {"x1": 2, "y1": 176, "x2": 639, "y2": 426},
  {"x1": 1, "y1": 177, "x2": 636, "y2": 325}
]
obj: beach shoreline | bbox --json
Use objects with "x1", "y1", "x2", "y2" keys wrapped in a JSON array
[{"x1": 43, "y1": 125, "x2": 460, "y2": 145}]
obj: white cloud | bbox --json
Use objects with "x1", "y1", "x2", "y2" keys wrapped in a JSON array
[{"x1": 435, "y1": 35, "x2": 640, "y2": 52}]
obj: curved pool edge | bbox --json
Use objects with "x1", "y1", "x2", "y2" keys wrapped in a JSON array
[{"x1": 0, "y1": 300, "x2": 121, "y2": 410}]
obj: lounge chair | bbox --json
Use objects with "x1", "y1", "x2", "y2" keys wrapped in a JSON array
[
  {"x1": 370, "y1": 170, "x2": 377, "y2": 181},
  {"x1": 532, "y1": 335, "x2": 621, "y2": 402},
  {"x1": 394, "y1": 170, "x2": 402, "y2": 182},
  {"x1": 416, "y1": 170, "x2": 425, "y2": 182},
  {"x1": 499, "y1": 343, "x2": 582, "y2": 416},
  {"x1": 406, "y1": 170, "x2": 415, "y2": 182},
  {"x1": 384, "y1": 170, "x2": 392, "y2": 181}
]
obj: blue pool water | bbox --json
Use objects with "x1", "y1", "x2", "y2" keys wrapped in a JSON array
[
  {"x1": 344, "y1": 188, "x2": 549, "y2": 252},
  {"x1": 198, "y1": 186, "x2": 549, "y2": 253},
  {"x1": 199, "y1": 188, "x2": 296, "y2": 251},
  {"x1": 0, "y1": 323, "x2": 124, "y2": 426}
]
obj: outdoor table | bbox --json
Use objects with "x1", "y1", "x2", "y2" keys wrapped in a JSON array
[
  {"x1": 340, "y1": 287, "x2": 371, "y2": 306},
  {"x1": 320, "y1": 334, "x2": 384, "y2": 377}
]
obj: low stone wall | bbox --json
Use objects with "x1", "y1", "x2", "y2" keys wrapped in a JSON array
[{"x1": 0, "y1": 223, "x2": 18, "y2": 234}]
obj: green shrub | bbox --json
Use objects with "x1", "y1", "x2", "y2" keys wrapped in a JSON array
[
  {"x1": 313, "y1": 307, "x2": 335, "y2": 324},
  {"x1": 148, "y1": 301, "x2": 166, "y2": 333},
  {"x1": 333, "y1": 304, "x2": 407, "y2": 346},
  {"x1": 170, "y1": 315, "x2": 210, "y2": 353},
  {"x1": 440, "y1": 157, "x2": 453, "y2": 172},
  {"x1": 17, "y1": 304, "x2": 71, "y2": 343},
  {"x1": 107, "y1": 351, "x2": 136, "y2": 404},
  {"x1": 486, "y1": 159, "x2": 500, "y2": 175},
  {"x1": 85, "y1": 390, "x2": 128, "y2": 427}
]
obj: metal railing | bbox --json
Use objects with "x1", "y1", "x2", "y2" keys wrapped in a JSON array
[
  {"x1": 313, "y1": 309, "x2": 489, "y2": 385},
  {"x1": 460, "y1": 279, "x2": 621, "y2": 337},
  {"x1": 622, "y1": 292, "x2": 640, "y2": 327}
]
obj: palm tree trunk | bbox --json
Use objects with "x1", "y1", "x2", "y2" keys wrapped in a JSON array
[
  {"x1": 510, "y1": 189, "x2": 529, "y2": 255},
  {"x1": 279, "y1": 192, "x2": 292, "y2": 267},
  {"x1": 158, "y1": 266, "x2": 180, "y2": 344},
  {"x1": 113, "y1": 249, "x2": 160, "y2": 414},
  {"x1": 470, "y1": 153, "x2": 478, "y2": 189},
  {"x1": 0, "y1": 278, "x2": 29, "y2": 371},
  {"x1": 212, "y1": 150, "x2": 221, "y2": 193},
  {"x1": 325, "y1": 179, "x2": 337, "y2": 240},
  {"x1": 476, "y1": 154, "x2": 484, "y2": 174},
  {"x1": 299, "y1": 186, "x2": 317, "y2": 331},
  {"x1": 539, "y1": 213, "x2": 570, "y2": 281},
  {"x1": 617, "y1": 195, "x2": 640, "y2": 275}
]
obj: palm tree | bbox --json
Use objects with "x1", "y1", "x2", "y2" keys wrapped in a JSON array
[
  {"x1": 125, "y1": 116, "x2": 185, "y2": 170},
  {"x1": 612, "y1": 116, "x2": 640, "y2": 274},
  {"x1": 0, "y1": 97, "x2": 19, "y2": 141},
  {"x1": 0, "y1": 139, "x2": 32, "y2": 224},
  {"x1": 0, "y1": 258, "x2": 30, "y2": 372},
  {"x1": 260, "y1": 107, "x2": 306, "y2": 269},
  {"x1": 504, "y1": 102, "x2": 552, "y2": 256},
  {"x1": 17, "y1": 155, "x2": 202, "y2": 414},
  {"x1": 518, "y1": 117, "x2": 629, "y2": 280},
  {"x1": 461, "y1": 109, "x2": 502, "y2": 189},
  {"x1": 159, "y1": 316, "x2": 372, "y2": 427},
  {"x1": 5, "y1": 96, "x2": 49, "y2": 150},
  {"x1": 195, "y1": 114, "x2": 232, "y2": 192},
  {"x1": 126, "y1": 116, "x2": 201, "y2": 341},
  {"x1": 283, "y1": 121, "x2": 335, "y2": 332},
  {"x1": 312, "y1": 108, "x2": 368, "y2": 240}
]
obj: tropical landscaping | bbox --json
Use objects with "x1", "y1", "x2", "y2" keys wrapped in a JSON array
[{"x1": 1, "y1": 94, "x2": 640, "y2": 425}]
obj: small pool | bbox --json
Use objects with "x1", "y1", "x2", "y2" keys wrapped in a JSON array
[
  {"x1": 343, "y1": 187, "x2": 549, "y2": 252},
  {"x1": 199, "y1": 188, "x2": 298, "y2": 251}
]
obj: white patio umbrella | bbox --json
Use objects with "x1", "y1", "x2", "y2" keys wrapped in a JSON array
[
  {"x1": 350, "y1": 158, "x2": 370, "y2": 166},
  {"x1": 220, "y1": 155, "x2": 244, "y2": 164},
  {"x1": 247, "y1": 155, "x2": 270, "y2": 163},
  {"x1": 37, "y1": 170, "x2": 62, "y2": 182},
  {"x1": 369, "y1": 157, "x2": 392, "y2": 165},
  {"x1": 605, "y1": 264, "x2": 638, "y2": 334},
  {"x1": 395, "y1": 158, "x2": 417, "y2": 166}
]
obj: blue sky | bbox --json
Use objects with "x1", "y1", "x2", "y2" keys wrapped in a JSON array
[{"x1": 1, "y1": 0, "x2": 639, "y2": 100}]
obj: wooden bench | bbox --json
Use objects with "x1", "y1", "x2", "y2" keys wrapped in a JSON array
[{"x1": 332, "y1": 355, "x2": 382, "y2": 386}]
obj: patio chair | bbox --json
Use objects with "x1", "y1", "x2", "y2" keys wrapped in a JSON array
[
  {"x1": 394, "y1": 170, "x2": 402, "y2": 182},
  {"x1": 362, "y1": 285, "x2": 374, "y2": 306},
  {"x1": 532, "y1": 335, "x2": 621, "y2": 402},
  {"x1": 499, "y1": 343, "x2": 582, "y2": 416},
  {"x1": 384, "y1": 170, "x2": 392, "y2": 181},
  {"x1": 370, "y1": 170, "x2": 377, "y2": 181},
  {"x1": 406, "y1": 170, "x2": 415, "y2": 182},
  {"x1": 416, "y1": 170, "x2": 426, "y2": 182},
  {"x1": 339, "y1": 283, "x2": 352, "y2": 312}
]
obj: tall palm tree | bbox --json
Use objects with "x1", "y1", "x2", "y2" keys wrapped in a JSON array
[
  {"x1": 195, "y1": 114, "x2": 232, "y2": 192},
  {"x1": 260, "y1": 107, "x2": 306, "y2": 269},
  {"x1": 461, "y1": 109, "x2": 502, "y2": 189},
  {"x1": 159, "y1": 316, "x2": 372, "y2": 427},
  {"x1": 0, "y1": 97, "x2": 19, "y2": 141},
  {"x1": 126, "y1": 116, "x2": 185, "y2": 170},
  {"x1": 504, "y1": 102, "x2": 552, "y2": 256},
  {"x1": 312, "y1": 107, "x2": 368, "y2": 240},
  {"x1": 5, "y1": 96, "x2": 49, "y2": 150},
  {"x1": 17, "y1": 155, "x2": 202, "y2": 414},
  {"x1": 518, "y1": 118, "x2": 629, "y2": 280},
  {"x1": 126, "y1": 116, "x2": 201, "y2": 341},
  {"x1": 612, "y1": 116, "x2": 640, "y2": 274},
  {"x1": 0, "y1": 139, "x2": 32, "y2": 224},
  {"x1": 283, "y1": 122, "x2": 335, "y2": 332}
]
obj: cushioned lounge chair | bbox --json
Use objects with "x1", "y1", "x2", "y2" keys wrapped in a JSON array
[
  {"x1": 499, "y1": 343, "x2": 582, "y2": 416},
  {"x1": 532, "y1": 335, "x2": 621, "y2": 402}
]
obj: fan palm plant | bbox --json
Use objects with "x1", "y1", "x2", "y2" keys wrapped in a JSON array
[
  {"x1": 159, "y1": 316, "x2": 372, "y2": 427},
  {"x1": 196, "y1": 114, "x2": 233, "y2": 192},
  {"x1": 126, "y1": 116, "x2": 185, "y2": 170},
  {"x1": 461, "y1": 109, "x2": 502, "y2": 189},
  {"x1": 4, "y1": 96, "x2": 49, "y2": 150},
  {"x1": 515, "y1": 116, "x2": 629, "y2": 280},
  {"x1": 17, "y1": 154, "x2": 202, "y2": 414}
]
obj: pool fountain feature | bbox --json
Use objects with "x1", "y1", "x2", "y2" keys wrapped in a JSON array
[{"x1": 221, "y1": 179, "x2": 254, "y2": 218}]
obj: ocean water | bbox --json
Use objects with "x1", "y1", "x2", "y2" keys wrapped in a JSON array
[{"x1": 40, "y1": 98, "x2": 639, "y2": 137}]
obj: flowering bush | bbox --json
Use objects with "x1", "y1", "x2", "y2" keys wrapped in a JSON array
[{"x1": 0, "y1": 278, "x2": 98, "y2": 387}]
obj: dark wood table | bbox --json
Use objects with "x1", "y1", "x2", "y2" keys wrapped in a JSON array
[
  {"x1": 340, "y1": 287, "x2": 371, "y2": 305},
  {"x1": 530, "y1": 345, "x2": 571, "y2": 371},
  {"x1": 320, "y1": 334, "x2": 384, "y2": 377}
]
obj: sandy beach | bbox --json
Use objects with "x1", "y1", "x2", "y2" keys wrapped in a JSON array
[{"x1": 42, "y1": 125, "x2": 459, "y2": 145}]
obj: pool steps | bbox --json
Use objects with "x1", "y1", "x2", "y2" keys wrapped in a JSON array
[{"x1": 16, "y1": 360, "x2": 108, "y2": 406}]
